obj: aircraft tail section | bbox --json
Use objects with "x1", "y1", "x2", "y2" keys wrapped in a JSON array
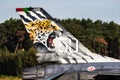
[
  {"x1": 16, "y1": 7, "x2": 54, "y2": 22},
  {"x1": 16, "y1": 7, "x2": 120, "y2": 64}
]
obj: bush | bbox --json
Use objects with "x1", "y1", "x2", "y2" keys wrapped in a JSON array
[{"x1": 0, "y1": 47, "x2": 37, "y2": 76}]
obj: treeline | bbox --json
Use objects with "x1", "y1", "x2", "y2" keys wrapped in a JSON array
[
  {"x1": 57, "y1": 18, "x2": 120, "y2": 58},
  {"x1": 0, "y1": 18, "x2": 120, "y2": 76},
  {"x1": 0, "y1": 18, "x2": 36, "y2": 76}
]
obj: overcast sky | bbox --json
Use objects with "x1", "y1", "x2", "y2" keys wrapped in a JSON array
[{"x1": 0, "y1": 0, "x2": 120, "y2": 24}]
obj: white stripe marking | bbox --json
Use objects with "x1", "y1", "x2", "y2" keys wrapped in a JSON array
[
  {"x1": 36, "y1": 11, "x2": 47, "y2": 18},
  {"x1": 18, "y1": 12, "x2": 33, "y2": 21},
  {"x1": 29, "y1": 11, "x2": 42, "y2": 21}
]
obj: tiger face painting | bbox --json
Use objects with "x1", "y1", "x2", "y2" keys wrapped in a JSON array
[{"x1": 25, "y1": 19, "x2": 62, "y2": 52}]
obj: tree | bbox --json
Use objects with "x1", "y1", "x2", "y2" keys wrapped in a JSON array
[{"x1": 0, "y1": 18, "x2": 32, "y2": 52}]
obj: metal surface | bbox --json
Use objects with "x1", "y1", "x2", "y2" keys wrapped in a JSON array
[{"x1": 23, "y1": 62, "x2": 120, "y2": 80}]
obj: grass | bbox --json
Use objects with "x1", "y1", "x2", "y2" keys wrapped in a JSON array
[{"x1": 0, "y1": 75, "x2": 22, "y2": 80}]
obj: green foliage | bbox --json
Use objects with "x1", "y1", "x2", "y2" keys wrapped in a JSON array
[
  {"x1": 0, "y1": 18, "x2": 120, "y2": 76},
  {"x1": 0, "y1": 18, "x2": 32, "y2": 52},
  {"x1": 58, "y1": 18, "x2": 120, "y2": 58},
  {"x1": 0, "y1": 47, "x2": 37, "y2": 76},
  {"x1": 0, "y1": 75, "x2": 21, "y2": 80}
]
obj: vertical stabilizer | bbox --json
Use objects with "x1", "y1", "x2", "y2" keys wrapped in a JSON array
[{"x1": 16, "y1": 7, "x2": 120, "y2": 64}]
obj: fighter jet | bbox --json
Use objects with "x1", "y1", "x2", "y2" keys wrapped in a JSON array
[{"x1": 16, "y1": 7, "x2": 120, "y2": 80}]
